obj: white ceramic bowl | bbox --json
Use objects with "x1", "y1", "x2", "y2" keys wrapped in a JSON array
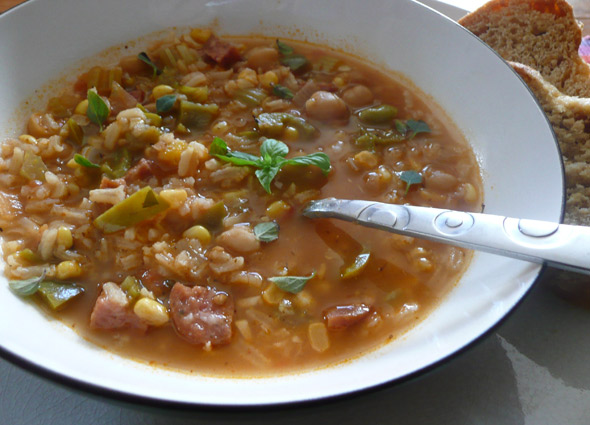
[{"x1": 0, "y1": 0, "x2": 564, "y2": 406}]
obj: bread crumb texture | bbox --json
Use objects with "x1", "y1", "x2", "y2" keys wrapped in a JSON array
[{"x1": 459, "y1": 0, "x2": 590, "y2": 97}]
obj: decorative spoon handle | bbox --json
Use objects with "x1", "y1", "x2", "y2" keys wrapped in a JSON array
[{"x1": 303, "y1": 198, "x2": 590, "y2": 275}]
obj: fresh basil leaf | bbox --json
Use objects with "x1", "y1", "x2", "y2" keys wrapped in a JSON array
[
  {"x1": 406, "y1": 120, "x2": 430, "y2": 138},
  {"x1": 260, "y1": 139, "x2": 288, "y2": 162},
  {"x1": 280, "y1": 54, "x2": 308, "y2": 72},
  {"x1": 270, "y1": 272, "x2": 315, "y2": 294},
  {"x1": 74, "y1": 154, "x2": 100, "y2": 169},
  {"x1": 255, "y1": 166, "x2": 281, "y2": 194},
  {"x1": 138, "y1": 52, "x2": 162, "y2": 77},
  {"x1": 210, "y1": 137, "x2": 229, "y2": 155},
  {"x1": 284, "y1": 152, "x2": 331, "y2": 175},
  {"x1": 214, "y1": 154, "x2": 260, "y2": 168},
  {"x1": 229, "y1": 151, "x2": 261, "y2": 163},
  {"x1": 86, "y1": 89, "x2": 109, "y2": 130},
  {"x1": 211, "y1": 137, "x2": 331, "y2": 194},
  {"x1": 400, "y1": 170, "x2": 422, "y2": 194},
  {"x1": 156, "y1": 94, "x2": 176, "y2": 114},
  {"x1": 9, "y1": 272, "x2": 46, "y2": 297},
  {"x1": 209, "y1": 138, "x2": 259, "y2": 167},
  {"x1": 254, "y1": 222, "x2": 279, "y2": 242},
  {"x1": 276, "y1": 39, "x2": 294, "y2": 56},
  {"x1": 394, "y1": 119, "x2": 408, "y2": 135},
  {"x1": 272, "y1": 84, "x2": 294, "y2": 100}
]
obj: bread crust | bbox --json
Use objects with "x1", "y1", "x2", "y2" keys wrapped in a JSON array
[
  {"x1": 459, "y1": 0, "x2": 590, "y2": 97},
  {"x1": 510, "y1": 61, "x2": 590, "y2": 225}
]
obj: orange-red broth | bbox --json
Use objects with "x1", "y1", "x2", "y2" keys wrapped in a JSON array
[{"x1": 2, "y1": 33, "x2": 482, "y2": 375}]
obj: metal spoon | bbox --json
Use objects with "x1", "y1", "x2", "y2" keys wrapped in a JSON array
[{"x1": 303, "y1": 198, "x2": 590, "y2": 276}]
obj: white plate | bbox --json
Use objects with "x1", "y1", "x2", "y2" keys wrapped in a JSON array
[{"x1": 0, "y1": 0, "x2": 564, "y2": 406}]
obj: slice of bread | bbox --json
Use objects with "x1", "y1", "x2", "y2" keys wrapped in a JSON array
[
  {"x1": 509, "y1": 62, "x2": 590, "y2": 226},
  {"x1": 459, "y1": 0, "x2": 590, "y2": 97}
]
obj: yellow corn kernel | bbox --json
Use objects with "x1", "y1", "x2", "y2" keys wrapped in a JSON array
[
  {"x1": 18, "y1": 134, "x2": 37, "y2": 145},
  {"x1": 56, "y1": 226, "x2": 73, "y2": 249},
  {"x1": 283, "y1": 126, "x2": 299, "y2": 142},
  {"x1": 133, "y1": 297, "x2": 169, "y2": 326},
  {"x1": 67, "y1": 183, "x2": 80, "y2": 196},
  {"x1": 354, "y1": 150, "x2": 378, "y2": 169},
  {"x1": 3, "y1": 240, "x2": 23, "y2": 256},
  {"x1": 262, "y1": 283, "x2": 283, "y2": 305},
  {"x1": 56, "y1": 260, "x2": 82, "y2": 279},
  {"x1": 152, "y1": 84, "x2": 175, "y2": 99},
  {"x1": 266, "y1": 200, "x2": 291, "y2": 220},
  {"x1": 413, "y1": 257, "x2": 433, "y2": 272},
  {"x1": 74, "y1": 99, "x2": 88, "y2": 115},
  {"x1": 238, "y1": 68, "x2": 258, "y2": 85},
  {"x1": 293, "y1": 290, "x2": 314, "y2": 309},
  {"x1": 159, "y1": 188, "x2": 187, "y2": 209},
  {"x1": 259, "y1": 71, "x2": 279, "y2": 88},
  {"x1": 308, "y1": 322, "x2": 330, "y2": 352},
  {"x1": 190, "y1": 28, "x2": 212, "y2": 43},
  {"x1": 235, "y1": 319, "x2": 253, "y2": 340},
  {"x1": 333, "y1": 77, "x2": 346, "y2": 88},
  {"x1": 463, "y1": 183, "x2": 478, "y2": 203},
  {"x1": 66, "y1": 158, "x2": 81, "y2": 169},
  {"x1": 182, "y1": 225, "x2": 211, "y2": 245},
  {"x1": 377, "y1": 165, "x2": 392, "y2": 184},
  {"x1": 157, "y1": 138, "x2": 187, "y2": 165}
]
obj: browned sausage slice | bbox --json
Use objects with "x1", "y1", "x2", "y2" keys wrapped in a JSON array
[
  {"x1": 323, "y1": 303, "x2": 370, "y2": 330},
  {"x1": 90, "y1": 282, "x2": 147, "y2": 332},
  {"x1": 203, "y1": 36, "x2": 242, "y2": 68},
  {"x1": 169, "y1": 283, "x2": 234, "y2": 346}
]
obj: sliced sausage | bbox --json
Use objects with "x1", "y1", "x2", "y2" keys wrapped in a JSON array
[
  {"x1": 323, "y1": 303, "x2": 370, "y2": 330},
  {"x1": 203, "y1": 36, "x2": 242, "y2": 68},
  {"x1": 99, "y1": 176, "x2": 126, "y2": 189},
  {"x1": 90, "y1": 282, "x2": 147, "y2": 331},
  {"x1": 169, "y1": 283, "x2": 234, "y2": 346}
]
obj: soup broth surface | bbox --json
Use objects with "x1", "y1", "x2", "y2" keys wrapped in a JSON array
[{"x1": 0, "y1": 29, "x2": 482, "y2": 375}]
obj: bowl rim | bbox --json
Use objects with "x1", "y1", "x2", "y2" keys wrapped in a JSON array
[{"x1": 0, "y1": 0, "x2": 566, "y2": 408}]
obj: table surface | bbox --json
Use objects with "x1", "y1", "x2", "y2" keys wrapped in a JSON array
[{"x1": 2, "y1": 1, "x2": 590, "y2": 424}]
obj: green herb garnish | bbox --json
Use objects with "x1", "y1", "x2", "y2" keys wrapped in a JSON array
[
  {"x1": 156, "y1": 94, "x2": 177, "y2": 114},
  {"x1": 400, "y1": 170, "x2": 422, "y2": 194},
  {"x1": 394, "y1": 119, "x2": 408, "y2": 134},
  {"x1": 209, "y1": 137, "x2": 331, "y2": 194},
  {"x1": 74, "y1": 154, "x2": 100, "y2": 169},
  {"x1": 276, "y1": 39, "x2": 308, "y2": 72},
  {"x1": 272, "y1": 84, "x2": 294, "y2": 100},
  {"x1": 8, "y1": 272, "x2": 46, "y2": 297},
  {"x1": 86, "y1": 88, "x2": 109, "y2": 131},
  {"x1": 138, "y1": 52, "x2": 162, "y2": 77},
  {"x1": 276, "y1": 39, "x2": 294, "y2": 55},
  {"x1": 269, "y1": 272, "x2": 315, "y2": 294},
  {"x1": 406, "y1": 120, "x2": 431, "y2": 139},
  {"x1": 280, "y1": 55, "x2": 308, "y2": 72},
  {"x1": 254, "y1": 222, "x2": 279, "y2": 242}
]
